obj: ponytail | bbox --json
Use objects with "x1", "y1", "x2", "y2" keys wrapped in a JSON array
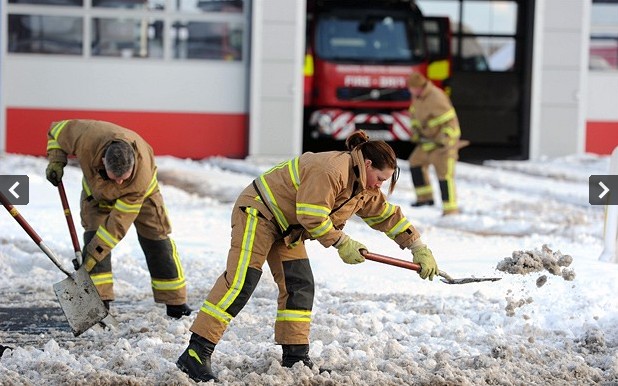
[{"x1": 345, "y1": 131, "x2": 399, "y2": 194}]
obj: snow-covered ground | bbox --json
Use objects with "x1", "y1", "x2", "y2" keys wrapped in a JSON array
[{"x1": 0, "y1": 152, "x2": 616, "y2": 385}]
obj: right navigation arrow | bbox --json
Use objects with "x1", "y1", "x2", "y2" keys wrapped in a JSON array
[{"x1": 599, "y1": 181, "x2": 610, "y2": 199}]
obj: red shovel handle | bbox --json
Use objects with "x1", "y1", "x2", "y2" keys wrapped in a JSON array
[
  {"x1": 361, "y1": 250, "x2": 421, "y2": 272},
  {"x1": 0, "y1": 190, "x2": 44, "y2": 245},
  {"x1": 58, "y1": 182, "x2": 81, "y2": 253}
]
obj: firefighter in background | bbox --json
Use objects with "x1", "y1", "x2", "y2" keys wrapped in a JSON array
[
  {"x1": 407, "y1": 72, "x2": 461, "y2": 216},
  {"x1": 176, "y1": 130, "x2": 439, "y2": 382},
  {"x1": 45, "y1": 119, "x2": 192, "y2": 319}
]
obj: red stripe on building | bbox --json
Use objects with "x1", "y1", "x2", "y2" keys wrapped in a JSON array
[
  {"x1": 586, "y1": 121, "x2": 618, "y2": 155},
  {"x1": 6, "y1": 108, "x2": 248, "y2": 159}
]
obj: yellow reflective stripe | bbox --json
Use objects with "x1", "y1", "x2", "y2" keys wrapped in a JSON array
[
  {"x1": 145, "y1": 174, "x2": 158, "y2": 197},
  {"x1": 296, "y1": 203, "x2": 330, "y2": 218},
  {"x1": 288, "y1": 157, "x2": 300, "y2": 190},
  {"x1": 114, "y1": 199, "x2": 141, "y2": 214},
  {"x1": 96, "y1": 225, "x2": 119, "y2": 248},
  {"x1": 82, "y1": 178, "x2": 92, "y2": 197},
  {"x1": 90, "y1": 272, "x2": 113, "y2": 286},
  {"x1": 200, "y1": 300, "x2": 232, "y2": 325},
  {"x1": 443, "y1": 201, "x2": 458, "y2": 211},
  {"x1": 304, "y1": 54, "x2": 314, "y2": 77},
  {"x1": 152, "y1": 239, "x2": 186, "y2": 290},
  {"x1": 47, "y1": 139, "x2": 61, "y2": 151},
  {"x1": 415, "y1": 185, "x2": 433, "y2": 196},
  {"x1": 49, "y1": 120, "x2": 69, "y2": 140},
  {"x1": 152, "y1": 277, "x2": 186, "y2": 291},
  {"x1": 421, "y1": 142, "x2": 438, "y2": 152},
  {"x1": 218, "y1": 207, "x2": 258, "y2": 310},
  {"x1": 363, "y1": 202, "x2": 396, "y2": 227},
  {"x1": 276, "y1": 309, "x2": 311, "y2": 322},
  {"x1": 288, "y1": 239, "x2": 302, "y2": 248},
  {"x1": 308, "y1": 218, "x2": 333, "y2": 238},
  {"x1": 428, "y1": 108, "x2": 456, "y2": 128},
  {"x1": 170, "y1": 238, "x2": 185, "y2": 280},
  {"x1": 386, "y1": 218, "x2": 411, "y2": 239},
  {"x1": 442, "y1": 126, "x2": 460, "y2": 139},
  {"x1": 256, "y1": 175, "x2": 289, "y2": 231}
]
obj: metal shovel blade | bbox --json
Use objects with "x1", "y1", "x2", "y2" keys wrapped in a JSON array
[
  {"x1": 440, "y1": 276, "x2": 502, "y2": 285},
  {"x1": 52, "y1": 266, "x2": 114, "y2": 336}
]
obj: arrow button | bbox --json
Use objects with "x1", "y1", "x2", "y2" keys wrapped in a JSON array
[
  {"x1": 0, "y1": 175, "x2": 29, "y2": 205},
  {"x1": 590, "y1": 175, "x2": 618, "y2": 205},
  {"x1": 599, "y1": 181, "x2": 610, "y2": 199},
  {"x1": 8, "y1": 181, "x2": 20, "y2": 199}
]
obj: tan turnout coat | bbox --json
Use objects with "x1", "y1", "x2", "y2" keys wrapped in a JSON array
[{"x1": 47, "y1": 119, "x2": 160, "y2": 262}]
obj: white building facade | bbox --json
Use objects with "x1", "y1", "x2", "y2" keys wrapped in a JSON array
[{"x1": 1, "y1": 0, "x2": 617, "y2": 159}]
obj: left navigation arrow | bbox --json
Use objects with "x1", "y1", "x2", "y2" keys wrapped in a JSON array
[
  {"x1": 8, "y1": 182, "x2": 20, "y2": 199},
  {"x1": 0, "y1": 175, "x2": 29, "y2": 205}
]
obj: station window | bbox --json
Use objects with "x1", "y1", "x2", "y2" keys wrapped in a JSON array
[
  {"x1": 6, "y1": 0, "x2": 245, "y2": 61},
  {"x1": 417, "y1": 0, "x2": 518, "y2": 72},
  {"x1": 590, "y1": 0, "x2": 618, "y2": 71},
  {"x1": 91, "y1": 17, "x2": 164, "y2": 58},
  {"x1": 172, "y1": 21, "x2": 243, "y2": 60},
  {"x1": 8, "y1": 14, "x2": 83, "y2": 55}
]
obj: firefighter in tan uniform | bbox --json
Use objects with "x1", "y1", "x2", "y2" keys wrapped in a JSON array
[
  {"x1": 45, "y1": 119, "x2": 191, "y2": 319},
  {"x1": 176, "y1": 131, "x2": 439, "y2": 382},
  {"x1": 407, "y1": 72, "x2": 461, "y2": 215}
]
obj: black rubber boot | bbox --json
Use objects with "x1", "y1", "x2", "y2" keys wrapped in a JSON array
[
  {"x1": 103, "y1": 300, "x2": 111, "y2": 311},
  {"x1": 167, "y1": 303, "x2": 193, "y2": 319},
  {"x1": 411, "y1": 199, "x2": 434, "y2": 207},
  {"x1": 410, "y1": 167, "x2": 434, "y2": 207},
  {"x1": 177, "y1": 333, "x2": 218, "y2": 382},
  {"x1": 282, "y1": 344, "x2": 315, "y2": 368}
]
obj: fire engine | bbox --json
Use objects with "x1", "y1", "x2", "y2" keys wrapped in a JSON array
[{"x1": 303, "y1": 0, "x2": 451, "y2": 155}]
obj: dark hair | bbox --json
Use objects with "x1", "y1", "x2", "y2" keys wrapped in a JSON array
[
  {"x1": 104, "y1": 141, "x2": 135, "y2": 177},
  {"x1": 345, "y1": 131, "x2": 399, "y2": 194}
]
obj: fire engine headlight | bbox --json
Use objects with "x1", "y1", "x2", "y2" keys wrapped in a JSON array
[{"x1": 317, "y1": 114, "x2": 335, "y2": 135}]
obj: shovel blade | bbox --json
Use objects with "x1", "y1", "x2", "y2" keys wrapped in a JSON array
[
  {"x1": 52, "y1": 266, "x2": 110, "y2": 336},
  {"x1": 440, "y1": 277, "x2": 502, "y2": 285}
]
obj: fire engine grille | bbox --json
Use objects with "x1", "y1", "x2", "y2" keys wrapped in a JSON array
[
  {"x1": 354, "y1": 122, "x2": 392, "y2": 131},
  {"x1": 336, "y1": 87, "x2": 411, "y2": 102}
]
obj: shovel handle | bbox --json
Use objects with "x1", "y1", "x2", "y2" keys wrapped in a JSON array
[
  {"x1": 361, "y1": 250, "x2": 421, "y2": 272},
  {"x1": 361, "y1": 250, "x2": 455, "y2": 283},
  {"x1": 58, "y1": 182, "x2": 82, "y2": 267},
  {"x1": 0, "y1": 191, "x2": 44, "y2": 245},
  {"x1": 0, "y1": 191, "x2": 72, "y2": 277}
]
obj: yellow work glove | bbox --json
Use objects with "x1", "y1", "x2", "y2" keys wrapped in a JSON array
[
  {"x1": 334, "y1": 235, "x2": 366, "y2": 264},
  {"x1": 411, "y1": 243, "x2": 438, "y2": 280},
  {"x1": 45, "y1": 161, "x2": 65, "y2": 186},
  {"x1": 82, "y1": 254, "x2": 97, "y2": 273}
]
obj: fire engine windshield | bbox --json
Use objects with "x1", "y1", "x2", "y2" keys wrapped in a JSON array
[{"x1": 315, "y1": 11, "x2": 425, "y2": 63}]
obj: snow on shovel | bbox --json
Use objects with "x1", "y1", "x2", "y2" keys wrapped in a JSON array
[
  {"x1": 1, "y1": 191, "x2": 116, "y2": 336},
  {"x1": 361, "y1": 250, "x2": 501, "y2": 284}
]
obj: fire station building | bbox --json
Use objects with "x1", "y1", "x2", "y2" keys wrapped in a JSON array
[{"x1": 1, "y1": 0, "x2": 616, "y2": 161}]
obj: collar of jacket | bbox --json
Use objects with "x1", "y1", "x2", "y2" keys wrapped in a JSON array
[
  {"x1": 417, "y1": 82, "x2": 434, "y2": 101},
  {"x1": 350, "y1": 148, "x2": 367, "y2": 192}
]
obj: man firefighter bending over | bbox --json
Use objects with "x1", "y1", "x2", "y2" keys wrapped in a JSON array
[{"x1": 45, "y1": 119, "x2": 192, "y2": 318}]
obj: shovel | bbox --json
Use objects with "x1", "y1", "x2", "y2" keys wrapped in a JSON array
[
  {"x1": 0, "y1": 191, "x2": 115, "y2": 336},
  {"x1": 57, "y1": 182, "x2": 82, "y2": 270},
  {"x1": 361, "y1": 250, "x2": 501, "y2": 284}
]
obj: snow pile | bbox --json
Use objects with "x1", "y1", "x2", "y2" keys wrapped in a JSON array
[{"x1": 0, "y1": 152, "x2": 617, "y2": 385}]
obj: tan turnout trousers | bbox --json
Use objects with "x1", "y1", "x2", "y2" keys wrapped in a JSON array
[{"x1": 190, "y1": 205, "x2": 314, "y2": 345}]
